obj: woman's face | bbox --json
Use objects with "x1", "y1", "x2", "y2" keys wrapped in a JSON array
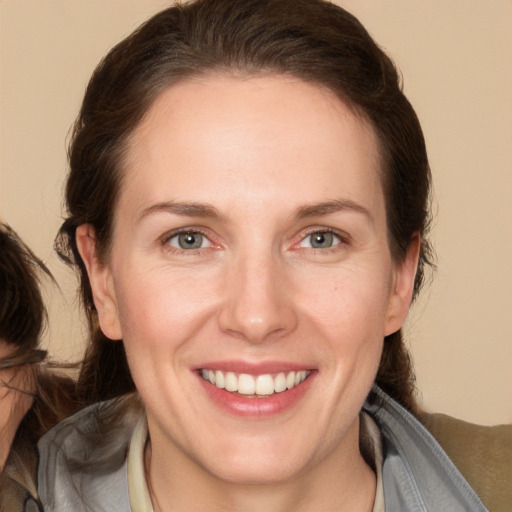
[{"x1": 80, "y1": 75, "x2": 417, "y2": 484}]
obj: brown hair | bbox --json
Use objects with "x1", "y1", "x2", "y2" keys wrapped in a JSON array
[
  {"x1": 57, "y1": 0, "x2": 433, "y2": 412},
  {"x1": 0, "y1": 223, "x2": 77, "y2": 509},
  {"x1": 0, "y1": 223, "x2": 49, "y2": 366}
]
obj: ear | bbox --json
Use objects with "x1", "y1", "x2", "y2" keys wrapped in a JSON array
[
  {"x1": 384, "y1": 234, "x2": 421, "y2": 336},
  {"x1": 75, "y1": 224, "x2": 122, "y2": 340}
]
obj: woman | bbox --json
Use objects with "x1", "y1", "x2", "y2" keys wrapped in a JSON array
[
  {"x1": 0, "y1": 223, "x2": 76, "y2": 511},
  {"x1": 0, "y1": 223, "x2": 46, "y2": 472},
  {"x1": 30, "y1": 0, "x2": 491, "y2": 510}
]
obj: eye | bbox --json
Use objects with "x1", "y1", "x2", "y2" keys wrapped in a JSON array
[
  {"x1": 299, "y1": 230, "x2": 342, "y2": 249},
  {"x1": 167, "y1": 231, "x2": 212, "y2": 250}
]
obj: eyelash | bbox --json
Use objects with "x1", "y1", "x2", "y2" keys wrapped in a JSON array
[
  {"x1": 295, "y1": 227, "x2": 350, "y2": 252},
  {"x1": 159, "y1": 226, "x2": 350, "y2": 255},
  {"x1": 161, "y1": 227, "x2": 215, "y2": 254}
]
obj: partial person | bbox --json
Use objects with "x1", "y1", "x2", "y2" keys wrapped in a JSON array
[{"x1": 0, "y1": 223, "x2": 76, "y2": 511}]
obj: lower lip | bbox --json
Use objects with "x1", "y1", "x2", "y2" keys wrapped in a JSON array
[{"x1": 197, "y1": 372, "x2": 316, "y2": 417}]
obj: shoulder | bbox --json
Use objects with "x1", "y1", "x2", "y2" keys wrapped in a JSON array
[
  {"x1": 364, "y1": 386, "x2": 489, "y2": 511},
  {"x1": 35, "y1": 394, "x2": 142, "y2": 512},
  {"x1": 419, "y1": 411, "x2": 512, "y2": 512}
]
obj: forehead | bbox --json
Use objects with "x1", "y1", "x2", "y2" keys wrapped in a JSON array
[{"x1": 120, "y1": 74, "x2": 383, "y2": 220}]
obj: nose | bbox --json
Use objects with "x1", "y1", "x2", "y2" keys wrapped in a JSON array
[{"x1": 218, "y1": 251, "x2": 298, "y2": 344}]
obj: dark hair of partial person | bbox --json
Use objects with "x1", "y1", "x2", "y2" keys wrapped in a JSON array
[
  {"x1": 0, "y1": 223, "x2": 49, "y2": 368},
  {"x1": 56, "y1": 0, "x2": 434, "y2": 413},
  {"x1": 0, "y1": 223, "x2": 77, "y2": 510}
]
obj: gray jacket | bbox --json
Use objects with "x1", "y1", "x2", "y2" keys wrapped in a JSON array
[{"x1": 27, "y1": 386, "x2": 488, "y2": 511}]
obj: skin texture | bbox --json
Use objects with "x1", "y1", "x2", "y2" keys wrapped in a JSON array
[{"x1": 77, "y1": 75, "x2": 419, "y2": 512}]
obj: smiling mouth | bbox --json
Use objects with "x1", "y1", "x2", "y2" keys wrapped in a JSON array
[{"x1": 200, "y1": 369, "x2": 311, "y2": 397}]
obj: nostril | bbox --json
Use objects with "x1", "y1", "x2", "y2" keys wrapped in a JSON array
[{"x1": 218, "y1": 307, "x2": 297, "y2": 344}]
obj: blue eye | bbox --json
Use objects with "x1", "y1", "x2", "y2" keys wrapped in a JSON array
[
  {"x1": 168, "y1": 232, "x2": 211, "y2": 250},
  {"x1": 300, "y1": 231, "x2": 341, "y2": 249}
]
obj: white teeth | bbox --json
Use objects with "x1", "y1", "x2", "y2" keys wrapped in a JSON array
[
  {"x1": 295, "y1": 370, "x2": 307, "y2": 386},
  {"x1": 255, "y1": 374, "x2": 275, "y2": 395},
  {"x1": 238, "y1": 374, "x2": 255, "y2": 395},
  {"x1": 286, "y1": 372, "x2": 295, "y2": 389},
  {"x1": 225, "y1": 372, "x2": 238, "y2": 392},
  {"x1": 215, "y1": 370, "x2": 225, "y2": 389},
  {"x1": 200, "y1": 369, "x2": 310, "y2": 396},
  {"x1": 274, "y1": 372, "x2": 287, "y2": 393}
]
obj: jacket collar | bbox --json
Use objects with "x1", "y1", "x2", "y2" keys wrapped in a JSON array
[
  {"x1": 33, "y1": 387, "x2": 488, "y2": 511},
  {"x1": 364, "y1": 386, "x2": 488, "y2": 511}
]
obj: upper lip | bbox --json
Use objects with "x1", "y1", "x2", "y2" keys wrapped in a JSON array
[{"x1": 194, "y1": 360, "x2": 314, "y2": 375}]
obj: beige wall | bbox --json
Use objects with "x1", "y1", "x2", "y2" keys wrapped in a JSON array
[{"x1": 1, "y1": 0, "x2": 510, "y2": 425}]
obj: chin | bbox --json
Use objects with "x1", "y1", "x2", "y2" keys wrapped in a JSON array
[
  {"x1": 208, "y1": 459, "x2": 304, "y2": 486},
  {"x1": 199, "y1": 438, "x2": 312, "y2": 485}
]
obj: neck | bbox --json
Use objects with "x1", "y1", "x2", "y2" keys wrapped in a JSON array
[{"x1": 145, "y1": 418, "x2": 376, "y2": 512}]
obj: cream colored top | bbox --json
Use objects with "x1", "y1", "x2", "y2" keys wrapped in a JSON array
[
  {"x1": 127, "y1": 413, "x2": 385, "y2": 511},
  {"x1": 127, "y1": 415, "x2": 153, "y2": 511},
  {"x1": 362, "y1": 412, "x2": 385, "y2": 512}
]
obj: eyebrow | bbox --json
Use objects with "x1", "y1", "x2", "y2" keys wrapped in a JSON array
[
  {"x1": 294, "y1": 199, "x2": 372, "y2": 221},
  {"x1": 139, "y1": 201, "x2": 221, "y2": 221},
  {"x1": 139, "y1": 198, "x2": 372, "y2": 223}
]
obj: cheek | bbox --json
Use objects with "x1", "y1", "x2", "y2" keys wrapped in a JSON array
[
  {"x1": 112, "y1": 268, "x2": 219, "y2": 405},
  {"x1": 298, "y1": 264, "x2": 393, "y2": 335},
  {"x1": 112, "y1": 264, "x2": 220, "y2": 353},
  {"x1": 295, "y1": 264, "x2": 392, "y2": 388}
]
